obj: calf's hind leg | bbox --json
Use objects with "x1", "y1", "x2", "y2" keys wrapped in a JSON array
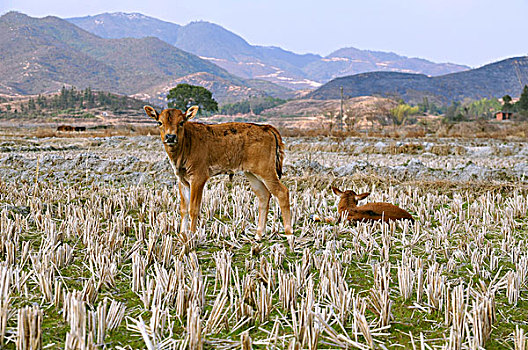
[
  {"x1": 245, "y1": 172, "x2": 271, "y2": 240},
  {"x1": 261, "y1": 176, "x2": 292, "y2": 236}
]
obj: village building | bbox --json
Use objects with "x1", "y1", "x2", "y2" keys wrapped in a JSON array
[{"x1": 495, "y1": 111, "x2": 513, "y2": 121}]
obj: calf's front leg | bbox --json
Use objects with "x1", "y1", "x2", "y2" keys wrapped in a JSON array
[
  {"x1": 178, "y1": 181, "x2": 190, "y2": 232},
  {"x1": 189, "y1": 178, "x2": 207, "y2": 232}
]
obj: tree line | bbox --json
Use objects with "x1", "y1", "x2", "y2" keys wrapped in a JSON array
[
  {"x1": 165, "y1": 84, "x2": 287, "y2": 116},
  {"x1": 219, "y1": 97, "x2": 286, "y2": 115},
  {"x1": 443, "y1": 85, "x2": 528, "y2": 121},
  {"x1": 3, "y1": 83, "x2": 528, "y2": 122},
  {"x1": 1, "y1": 86, "x2": 145, "y2": 116}
]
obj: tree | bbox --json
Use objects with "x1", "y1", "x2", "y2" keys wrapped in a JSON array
[
  {"x1": 502, "y1": 95, "x2": 513, "y2": 111},
  {"x1": 59, "y1": 86, "x2": 68, "y2": 109},
  {"x1": 418, "y1": 96, "x2": 430, "y2": 113},
  {"x1": 445, "y1": 101, "x2": 464, "y2": 122},
  {"x1": 27, "y1": 98, "x2": 36, "y2": 111},
  {"x1": 37, "y1": 94, "x2": 46, "y2": 108},
  {"x1": 460, "y1": 97, "x2": 501, "y2": 119},
  {"x1": 167, "y1": 84, "x2": 218, "y2": 114},
  {"x1": 390, "y1": 103, "x2": 420, "y2": 126},
  {"x1": 84, "y1": 87, "x2": 95, "y2": 108},
  {"x1": 517, "y1": 85, "x2": 528, "y2": 112}
]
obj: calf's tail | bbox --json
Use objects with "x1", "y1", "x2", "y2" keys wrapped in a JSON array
[{"x1": 269, "y1": 127, "x2": 284, "y2": 179}]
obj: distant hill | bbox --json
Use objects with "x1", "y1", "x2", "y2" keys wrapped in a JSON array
[
  {"x1": 0, "y1": 87, "x2": 148, "y2": 117},
  {"x1": 261, "y1": 96, "x2": 397, "y2": 119},
  {"x1": 68, "y1": 12, "x2": 469, "y2": 90},
  {"x1": 0, "y1": 12, "x2": 287, "y2": 104},
  {"x1": 68, "y1": 14, "x2": 322, "y2": 89},
  {"x1": 308, "y1": 56, "x2": 528, "y2": 103},
  {"x1": 68, "y1": 12, "x2": 181, "y2": 44},
  {"x1": 303, "y1": 47, "x2": 469, "y2": 82}
]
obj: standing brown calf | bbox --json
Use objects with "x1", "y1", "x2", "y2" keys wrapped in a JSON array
[
  {"x1": 144, "y1": 105, "x2": 292, "y2": 239},
  {"x1": 332, "y1": 186, "x2": 414, "y2": 223}
]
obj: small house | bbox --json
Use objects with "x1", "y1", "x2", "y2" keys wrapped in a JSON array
[{"x1": 495, "y1": 111, "x2": 513, "y2": 121}]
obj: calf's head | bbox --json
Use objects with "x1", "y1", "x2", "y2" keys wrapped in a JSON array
[
  {"x1": 144, "y1": 106, "x2": 199, "y2": 146},
  {"x1": 331, "y1": 186, "x2": 370, "y2": 208}
]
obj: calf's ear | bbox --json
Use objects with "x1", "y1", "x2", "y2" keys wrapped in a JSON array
[
  {"x1": 185, "y1": 106, "x2": 199, "y2": 120},
  {"x1": 331, "y1": 186, "x2": 343, "y2": 196},
  {"x1": 144, "y1": 106, "x2": 159, "y2": 120},
  {"x1": 355, "y1": 192, "x2": 370, "y2": 201}
]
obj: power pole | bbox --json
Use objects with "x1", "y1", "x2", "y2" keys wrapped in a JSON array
[{"x1": 339, "y1": 86, "x2": 344, "y2": 130}]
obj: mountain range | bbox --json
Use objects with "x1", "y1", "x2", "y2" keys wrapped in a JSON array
[
  {"x1": 67, "y1": 12, "x2": 469, "y2": 90},
  {"x1": 2, "y1": 11, "x2": 525, "y2": 107},
  {"x1": 0, "y1": 12, "x2": 292, "y2": 104},
  {"x1": 309, "y1": 56, "x2": 528, "y2": 103}
]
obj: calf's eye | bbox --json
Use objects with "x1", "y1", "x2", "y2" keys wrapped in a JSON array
[
  {"x1": 157, "y1": 121, "x2": 162, "y2": 126},
  {"x1": 179, "y1": 121, "x2": 185, "y2": 126}
]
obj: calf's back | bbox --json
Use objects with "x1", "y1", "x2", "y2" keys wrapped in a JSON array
[
  {"x1": 344, "y1": 202, "x2": 414, "y2": 223},
  {"x1": 178, "y1": 122, "x2": 283, "y2": 178}
]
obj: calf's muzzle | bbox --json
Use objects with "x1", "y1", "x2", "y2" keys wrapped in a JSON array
[{"x1": 164, "y1": 134, "x2": 177, "y2": 144}]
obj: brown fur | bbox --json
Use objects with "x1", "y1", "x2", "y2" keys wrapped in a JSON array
[
  {"x1": 332, "y1": 186, "x2": 414, "y2": 223},
  {"x1": 144, "y1": 106, "x2": 292, "y2": 239},
  {"x1": 57, "y1": 125, "x2": 75, "y2": 132}
]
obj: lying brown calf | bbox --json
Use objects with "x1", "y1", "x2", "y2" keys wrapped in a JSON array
[
  {"x1": 144, "y1": 105, "x2": 292, "y2": 239},
  {"x1": 332, "y1": 186, "x2": 414, "y2": 223},
  {"x1": 57, "y1": 125, "x2": 75, "y2": 132}
]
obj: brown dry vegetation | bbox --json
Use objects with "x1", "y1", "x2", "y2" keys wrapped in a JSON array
[
  {"x1": 0, "y1": 127, "x2": 527, "y2": 349},
  {"x1": 0, "y1": 126, "x2": 159, "y2": 139},
  {"x1": 285, "y1": 120, "x2": 527, "y2": 140}
]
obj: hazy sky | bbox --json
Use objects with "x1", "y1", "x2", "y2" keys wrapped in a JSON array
[{"x1": 2, "y1": 0, "x2": 527, "y2": 67}]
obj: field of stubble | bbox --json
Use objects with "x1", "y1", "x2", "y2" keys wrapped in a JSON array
[{"x1": 1, "y1": 134, "x2": 528, "y2": 349}]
